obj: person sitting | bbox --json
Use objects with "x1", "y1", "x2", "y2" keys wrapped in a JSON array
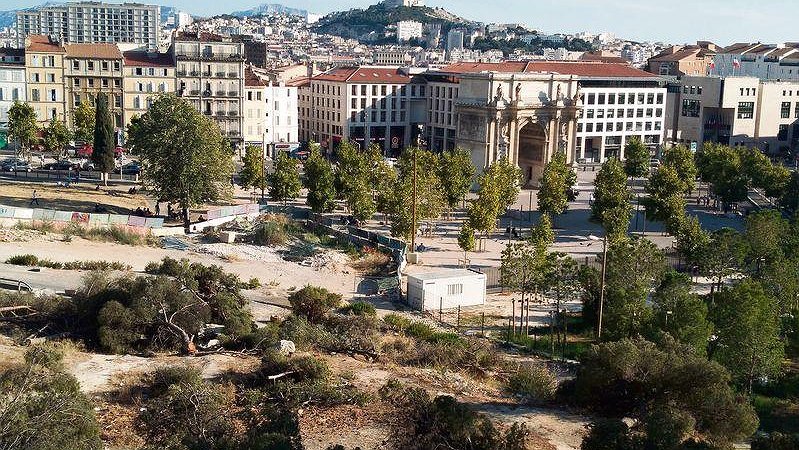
[{"x1": 135, "y1": 207, "x2": 144, "y2": 216}]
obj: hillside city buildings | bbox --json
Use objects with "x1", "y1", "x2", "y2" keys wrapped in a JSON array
[{"x1": 1, "y1": 0, "x2": 797, "y2": 175}]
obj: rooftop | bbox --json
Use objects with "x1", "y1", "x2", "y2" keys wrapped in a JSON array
[
  {"x1": 123, "y1": 50, "x2": 174, "y2": 67},
  {"x1": 313, "y1": 66, "x2": 422, "y2": 84},
  {"x1": 65, "y1": 43, "x2": 122, "y2": 59},
  {"x1": 25, "y1": 34, "x2": 64, "y2": 53},
  {"x1": 175, "y1": 31, "x2": 229, "y2": 43},
  {"x1": 440, "y1": 61, "x2": 659, "y2": 78},
  {"x1": 408, "y1": 269, "x2": 486, "y2": 281}
]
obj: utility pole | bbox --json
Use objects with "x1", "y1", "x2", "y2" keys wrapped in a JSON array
[
  {"x1": 597, "y1": 233, "x2": 608, "y2": 340},
  {"x1": 411, "y1": 148, "x2": 418, "y2": 253}
]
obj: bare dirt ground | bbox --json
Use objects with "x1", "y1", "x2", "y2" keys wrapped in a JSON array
[{"x1": 0, "y1": 181, "x2": 149, "y2": 214}]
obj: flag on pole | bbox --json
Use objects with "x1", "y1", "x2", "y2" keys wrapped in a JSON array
[{"x1": 732, "y1": 59, "x2": 741, "y2": 68}]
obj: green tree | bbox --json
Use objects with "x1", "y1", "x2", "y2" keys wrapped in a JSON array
[
  {"x1": 304, "y1": 144, "x2": 337, "y2": 213},
  {"x1": 744, "y1": 209, "x2": 790, "y2": 269},
  {"x1": 389, "y1": 147, "x2": 445, "y2": 240},
  {"x1": 127, "y1": 94, "x2": 234, "y2": 232},
  {"x1": 623, "y1": 137, "x2": 650, "y2": 179},
  {"x1": 335, "y1": 141, "x2": 376, "y2": 221},
  {"x1": 575, "y1": 338, "x2": 759, "y2": 448},
  {"x1": 673, "y1": 215, "x2": 710, "y2": 267},
  {"x1": 7, "y1": 100, "x2": 38, "y2": 158},
  {"x1": 710, "y1": 279, "x2": 784, "y2": 392},
  {"x1": 268, "y1": 151, "x2": 301, "y2": 205},
  {"x1": 288, "y1": 285, "x2": 342, "y2": 324},
  {"x1": 592, "y1": 158, "x2": 632, "y2": 241},
  {"x1": 72, "y1": 101, "x2": 95, "y2": 144},
  {"x1": 495, "y1": 156, "x2": 524, "y2": 213},
  {"x1": 239, "y1": 145, "x2": 267, "y2": 201},
  {"x1": 0, "y1": 345, "x2": 103, "y2": 450},
  {"x1": 538, "y1": 151, "x2": 575, "y2": 219},
  {"x1": 457, "y1": 223, "x2": 476, "y2": 265},
  {"x1": 649, "y1": 271, "x2": 712, "y2": 354},
  {"x1": 438, "y1": 148, "x2": 475, "y2": 216},
  {"x1": 697, "y1": 228, "x2": 748, "y2": 293},
  {"x1": 643, "y1": 165, "x2": 687, "y2": 233},
  {"x1": 42, "y1": 117, "x2": 71, "y2": 158},
  {"x1": 695, "y1": 144, "x2": 748, "y2": 207},
  {"x1": 781, "y1": 172, "x2": 799, "y2": 212},
  {"x1": 92, "y1": 93, "x2": 116, "y2": 185},
  {"x1": 467, "y1": 157, "x2": 522, "y2": 241},
  {"x1": 661, "y1": 145, "x2": 697, "y2": 194}
]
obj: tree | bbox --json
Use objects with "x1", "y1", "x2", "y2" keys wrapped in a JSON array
[
  {"x1": 649, "y1": 271, "x2": 712, "y2": 354},
  {"x1": 574, "y1": 338, "x2": 758, "y2": 449},
  {"x1": 42, "y1": 117, "x2": 71, "y2": 158},
  {"x1": 92, "y1": 93, "x2": 116, "y2": 185},
  {"x1": 781, "y1": 172, "x2": 799, "y2": 213},
  {"x1": 239, "y1": 145, "x2": 267, "y2": 201},
  {"x1": 697, "y1": 228, "x2": 748, "y2": 293},
  {"x1": 288, "y1": 285, "x2": 342, "y2": 324},
  {"x1": 127, "y1": 94, "x2": 234, "y2": 232},
  {"x1": 389, "y1": 147, "x2": 445, "y2": 240},
  {"x1": 591, "y1": 158, "x2": 632, "y2": 241},
  {"x1": 268, "y1": 151, "x2": 301, "y2": 205},
  {"x1": 710, "y1": 279, "x2": 784, "y2": 392},
  {"x1": 467, "y1": 157, "x2": 522, "y2": 241},
  {"x1": 304, "y1": 144, "x2": 337, "y2": 213},
  {"x1": 744, "y1": 209, "x2": 790, "y2": 269},
  {"x1": 623, "y1": 137, "x2": 650, "y2": 179},
  {"x1": 661, "y1": 144, "x2": 697, "y2": 194},
  {"x1": 695, "y1": 144, "x2": 748, "y2": 208},
  {"x1": 72, "y1": 101, "x2": 95, "y2": 144},
  {"x1": 335, "y1": 141, "x2": 376, "y2": 221},
  {"x1": 7, "y1": 100, "x2": 38, "y2": 158},
  {"x1": 538, "y1": 151, "x2": 575, "y2": 219},
  {"x1": 673, "y1": 215, "x2": 710, "y2": 267},
  {"x1": 0, "y1": 345, "x2": 103, "y2": 450},
  {"x1": 457, "y1": 223, "x2": 475, "y2": 265},
  {"x1": 438, "y1": 148, "x2": 475, "y2": 216},
  {"x1": 495, "y1": 157, "x2": 524, "y2": 213},
  {"x1": 643, "y1": 165, "x2": 687, "y2": 233}
]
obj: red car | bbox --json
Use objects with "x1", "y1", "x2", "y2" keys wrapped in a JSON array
[{"x1": 76, "y1": 145, "x2": 126, "y2": 158}]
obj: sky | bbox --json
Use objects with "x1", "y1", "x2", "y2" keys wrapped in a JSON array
[{"x1": 6, "y1": 0, "x2": 798, "y2": 45}]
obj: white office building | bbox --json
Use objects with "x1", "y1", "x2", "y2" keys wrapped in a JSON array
[
  {"x1": 16, "y1": 2, "x2": 160, "y2": 50},
  {"x1": 397, "y1": 21, "x2": 423, "y2": 43}
]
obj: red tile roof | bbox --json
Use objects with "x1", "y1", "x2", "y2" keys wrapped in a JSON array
[
  {"x1": 26, "y1": 34, "x2": 64, "y2": 53},
  {"x1": 123, "y1": 50, "x2": 174, "y2": 67},
  {"x1": 313, "y1": 66, "x2": 418, "y2": 84},
  {"x1": 65, "y1": 43, "x2": 122, "y2": 59},
  {"x1": 441, "y1": 61, "x2": 658, "y2": 78},
  {"x1": 244, "y1": 66, "x2": 267, "y2": 87}
]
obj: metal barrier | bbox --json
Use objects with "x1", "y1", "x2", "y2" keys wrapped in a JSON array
[{"x1": 0, "y1": 278, "x2": 33, "y2": 292}]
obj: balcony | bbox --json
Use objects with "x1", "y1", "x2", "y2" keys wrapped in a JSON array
[
  {"x1": 215, "y1": 71, "x2": 226, "y2": 77},
  {"x1": 228, "y1": 72, "x2": 239, "y2": 78},
  {"x1": 189, "y1": 89, "x2": 200, "y2": 96},
  {"x1": 227, "y1": 90, "x2": 239, "y2": 97},
  {"x1": 177, "y1": 70, "x2": 187, "y2": 76},
  {"x1": 202, "y1": 90, "x2": 212, "y2": 97},
  {"x1": 189, "y1": 70, "x2": 199, "y2": 76},
  {"x1": 227, "y1": 130, "x2": 241, "y2": 137},
  {"x1": 203, "y1": 110, "x2": 212, "y2": 115},
  {"x1": 215, "y1": 111, "x2": 226, "y2": 117},
  {"x1": 202, "y1": 71, "x2": 211, "y2": 77},
  {"x1": 227, "y1": 111, "x2": 239, "y2": 117},
  {"x1": 215, "y1": 90, "x2": 226, "y2": 96}
]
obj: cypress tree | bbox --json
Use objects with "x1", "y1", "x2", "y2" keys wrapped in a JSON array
[{"x1": 92, "y1": 93, "x2": 116, "y2": 185}]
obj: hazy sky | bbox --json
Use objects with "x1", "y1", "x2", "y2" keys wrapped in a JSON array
[{"x1": 6, "y1": 0, "x2": 797, "y2": 45}]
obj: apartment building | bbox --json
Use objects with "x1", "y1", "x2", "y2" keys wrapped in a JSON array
[
  {"x1": 434, "y1": 61, "x2": 667, "y2": 162},
  {"x1": 396, "y1": 21, "x2": 423, "y2": 43},
  {"x1": 713, "y1": 43, "x2": 799, "y2": 80},
  {"x1": 122, "y1": 50, "x2": 175, "y2": 127},
  {"x1": 63, "y1": 43, "x2": 124, "y2": 132},
  {"x1": 647, "y1": 42, "x2": 718, "y2": 76},
  {"x1": 24, "y1": 35, "x2": 66, "y2": 123},
  {"x1": 242, "y1": 67, "x2": 300, "y2": 153},
  {"x1": 665, "y1": 76, "x2": 799, "y2": 155},
  {"x1": 304, "y1": 66, "x2": 428, "y2": 155},
  {"x1": 173, "y1": 32, "x2": 245, "y2": 148},
  {"x1": 16, "y1": 2, "x2": 159, "y2": 50},
  {"x1": 0, "y1": 49, "x2": 26, "y2": 148}
]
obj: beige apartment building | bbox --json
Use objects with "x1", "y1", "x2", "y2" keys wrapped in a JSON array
[
  {"x1": 122, "y1": 50, "x2": 175, "y2": 127},
  {"x1": 647, "y1": 42, "x2": 718, "y2": 76},
  {"x1": 173, "y1": 32, "x2": 245, "y2": 148},
  {"x1": 666, "y1": 75, "x2": 799, "y2": 155},
  {"x1": 63, "y1": 43, "x2": 124, "y2": 132},
  {"x1": 25, "y1": 34, "x2": 66, "y2": 123}
]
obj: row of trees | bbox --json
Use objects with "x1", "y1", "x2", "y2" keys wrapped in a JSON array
[{"x1": 8, "y1": 98, "x2": 116, "y2": 184}]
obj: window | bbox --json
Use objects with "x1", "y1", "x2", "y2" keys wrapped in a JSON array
[
  {"x1": 31, "y1": 89, "x2": 40, "y2": 101},
  {"x1": 598, "y1": 94, "x2": 606, "y2": 104},
  {"x1": 586, "y1": 109, "x2": 594, "y2": 119},
  {"x1": 72, "y1": 60, "x2": 80, "y2": 70},
  {"x1": 682, "y1": 99, "x2": 700, "y2": 117},
  {"x1": 87, "y1": 61, "x2": 94, "y2": 70},
  {"x1": 781, "y1": 102, "x2": 791, "y2": 119},
  {"x1": 101, "y1": 61, "x2": 109, "y2": 71},
  {"x1": 737, "y1": 102, "x2": 754, "y2": 119},
  {"x1": 447, "y1": 284, "x2": 463, "y2": 296},
  {"x1": 795, "y1": 102, "x2": 799, "y2": 119},
  {"x1": 73, "y1": 78, "x2": 80, "y2": 87},
  {"x1": 587, "y1": 93, "x2": 595, "y2": 104}
]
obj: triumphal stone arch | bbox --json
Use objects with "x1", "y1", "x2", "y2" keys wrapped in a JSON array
[{"x1": 454, "y1": 73, "x2": 583, "y2": 187}]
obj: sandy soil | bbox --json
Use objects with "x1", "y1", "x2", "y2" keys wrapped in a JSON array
[{"x1": 0, "y1": 182, "x2": 149, "y2": 214}]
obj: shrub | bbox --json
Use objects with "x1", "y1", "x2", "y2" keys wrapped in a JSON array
[
  {"x1": 506, "y1": 364, "x2": 558, "y2": 405},
  {"x1": 382, "y1": 313, "x2": 412, "y2": 331},
  {"x1": 752, "y1": 433, "x2": 799, "y2": 450},
  {"x1": 5, "y1": 254, "x2": 40, "y2": 266},
  {"x1": 340, "y1": 300, "x2": 376, "y2": 316},
  {"x1": 254, "y1": 221, "x2": 289, "y2": 246},
  {"x1": 288, "y1": 285, "x2": 342, "y2": 323},
  {"x1": 406, "y1": 321, "x2": 436, "y2": 340},
  {"x1": 245, "y1": 277, "x2": 262, "y2": 289},
  {"x1": 148, "y1": 365, "x2": 203, "y2": 398}
]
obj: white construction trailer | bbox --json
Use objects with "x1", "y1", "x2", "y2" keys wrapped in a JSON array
[{"x1": 406, "y1": 269, "x2": 487, "y2": 311}]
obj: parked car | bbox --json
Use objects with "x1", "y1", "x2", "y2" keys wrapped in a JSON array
[
  {"x1": 289, "y1": 149, "x2": 310, "y2": 160},
  {"x1": 1, "y1": 159, "x2": 31, "y2": 172},
  {"x1": 115, "y1": 162, "x2": 141, "y2": 175},
  {"x1": 43, "y1": 160, "x2": 78, "y2": 171}
]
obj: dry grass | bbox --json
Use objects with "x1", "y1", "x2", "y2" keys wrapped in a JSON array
[{"x1": 0, "y1": 182, "x2": 148, "y2": 215}]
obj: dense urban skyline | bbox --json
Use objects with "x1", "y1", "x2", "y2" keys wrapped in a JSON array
[{"x1": 5, "y1": 0, "x2": 798, "y2": 44}]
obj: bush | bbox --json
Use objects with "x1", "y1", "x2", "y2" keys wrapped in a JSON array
[
  {"x1": 406, "y1": 321, "x2": 436, "y2": 340},
  {"x1": 254, "y1": 221, "x2": 289, "y2": 246},
  {"x1": 5, "y1": 254, "x2": 40, "y2": 266},
  {"x1": 752, "y1": 433, "x2": 799, "y2": 450},
  {"x1": 148, "y1": 365, "x2": 203, "y2": 398},
  {"x1": 288, "y1": 285, "x2": 342, "y2": 323},
  {"x1": 5, "y1": 255, "x2": 131, "y2": 271},
  {"x1": 340, "y1": 300, "x2": 376, "y2": 316},
  {"x1": 506, "y1": 364, "x2": 558, "y2": 405},
  {"x1": 383, "y1": 313, "x2": 411, "y2": 331}
]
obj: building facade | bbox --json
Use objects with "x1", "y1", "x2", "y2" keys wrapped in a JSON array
[
  {"x1": 713, "y1": 43, "x2": 799, "y2": 80},
  {"x1": 397, "y1": 21, "x2": 423, "y2": 43},
  {"x1": 647, "y1": 42, "x2": 717, "y2": 76},
  {"x1": 665, "y1": 75, "x2": 799, "y2": 155},
  {"x1": 24, "y1": 35, "x2": 66, "y2": 123},
  {"x1": 173, "y1": 32, "x2": 245, "y2": 148},
  {"x1": 16, "y1": 2, "x2": 159, "y2": 50},
  {"x1": 122, "y1": 50, "x2": 175, "y2": 127},
  {"x1": 243, "y1": 67, "x2": 300, "y2": 153},
  {"x1": 0, "y1": 51, "x2": 26, "y2": 148},
  {"x1": 63, "y1": 43, "x2": 124, "y2": 133}
]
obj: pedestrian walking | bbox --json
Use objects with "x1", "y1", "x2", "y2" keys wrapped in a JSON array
[
  {"x1": 29, "y1": 190, "x2": 40, "y2": 206},
  {"x1": 155, "y1": 202, "x2": 161, "y2": 217}
]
